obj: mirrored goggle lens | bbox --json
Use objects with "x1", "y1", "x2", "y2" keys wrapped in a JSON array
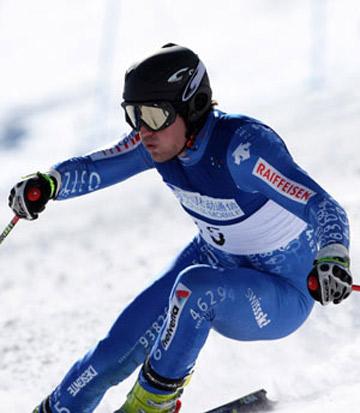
[
  {"x1": 140, "y1": 105, "x2": 170, "y2": 130},
  {"x1": 124, "y1": 105, "x2": 138, "y2": 129},
  {"x1": 123, "y1": 103, "x2": 174, "y2": 131}
]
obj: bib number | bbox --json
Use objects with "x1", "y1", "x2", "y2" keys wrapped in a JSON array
[{"x1": 206, "y1": 226, "x2": 225, "y2": 246}]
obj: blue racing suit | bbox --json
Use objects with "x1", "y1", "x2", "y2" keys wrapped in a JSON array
[{"x1": 45, "y1": 110, "x2": 349, "y2": 413}]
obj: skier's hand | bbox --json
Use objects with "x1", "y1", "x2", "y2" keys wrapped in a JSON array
[
  {"x1": 8, "y1": 172, "x2": 58, "y2": 220},
  {"x1": 307, "y1": 244, "x2": 352, "y2": 305}
]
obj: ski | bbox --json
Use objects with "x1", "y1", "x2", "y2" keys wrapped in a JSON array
[{"x1": 203, "y1": 389, "x2": 275, "y2": 413}]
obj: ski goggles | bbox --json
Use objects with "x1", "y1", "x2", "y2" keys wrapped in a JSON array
[{"x1": 121, "y1": 101, "x2": 177, "y2": 132}]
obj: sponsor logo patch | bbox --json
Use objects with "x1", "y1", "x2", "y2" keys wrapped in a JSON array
[
  {"x1": 169, "y1": 184, "x2": 244, "y2": 220},
  {"x1": 232, "y1": 142, "x2": 251, "y2": 165},
  {"x1": 252, "y1": 158, "x2": 316, "y2": 204},
  {"x1": 176, "y1": 289, "x2": 191, "y2": 300},
  {"x1": 67, "y1": 365, "x2": 98, "y2": 397},
  {"x1": 161, "y1": 283, "x2": 191, "y2": 350},
  {"x1": 246, "y1": 288, "x2": 272, "y2": 329}
]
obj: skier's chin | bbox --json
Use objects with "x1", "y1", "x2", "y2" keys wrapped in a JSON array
[{"x1": 149, "y1": 151, "x2": 175, "y2": 163}]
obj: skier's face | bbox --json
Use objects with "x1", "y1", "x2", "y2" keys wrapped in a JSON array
[{"x1": 139, "y1": 115, "x2": 187, "y2": 162}]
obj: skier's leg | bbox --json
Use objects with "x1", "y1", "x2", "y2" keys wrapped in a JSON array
[
  {"x1": 116, "y1": 231, "x2": 316, "y2": 412},
  {"x1": 146, "y1": 230, "x2": 315, "y2": 381},
  {"x1": 117, "y1": 233, "x2": 315, "y2": 412},
  {"x1": 37, "y1": 239, "x2": 200, "y2": 413}
]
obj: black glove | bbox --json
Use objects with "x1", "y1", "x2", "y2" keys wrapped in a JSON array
[
  {"x1": 8, "y1": 172, "x2": 58, "y2": 220},
  {"x1": 307, "y1": 244, "x2": 352, "y2": 305}
]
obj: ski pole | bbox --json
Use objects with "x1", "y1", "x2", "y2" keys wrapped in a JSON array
[
  {"x1": 308, "y1": 275, "x2": 360, "y2": 293},
  {"x1": 0, "y1": 215, "x2": 20, "y2": 245},
  {"x1": 0, "y1": 186, "x2": 42, "y2": 246}
]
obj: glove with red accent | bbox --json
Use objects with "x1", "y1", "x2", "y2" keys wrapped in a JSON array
[
  {"x1": 307, "y1": 244, "x2": 352, "y2": 305},
  {"x1": 8, "y1": 172, "x2": 59, "y2": 220}
]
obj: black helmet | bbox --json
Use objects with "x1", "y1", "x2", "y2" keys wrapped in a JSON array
[{"x1": 122, "y1": 43, "x2": 212, "y2": 134}]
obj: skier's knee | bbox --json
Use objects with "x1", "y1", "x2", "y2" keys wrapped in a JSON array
[{"x1": 176, "y1": 264, "x2": 221, "y2": 294}]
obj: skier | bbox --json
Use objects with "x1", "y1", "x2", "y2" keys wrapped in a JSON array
[{"x1": 9, "y1": 44, "x2": 352, "y2": 413}]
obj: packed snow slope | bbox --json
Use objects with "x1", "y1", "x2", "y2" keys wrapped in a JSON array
[{"x1": 1, "y1": 1, "x2": 360, "y2": 412}]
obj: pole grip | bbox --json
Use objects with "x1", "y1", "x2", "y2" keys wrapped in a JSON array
[
  {"x1": 309, "y1": 275, "x2": 360, "y2": 293},
  {"x1": 0, "y1": 186, "x2": 41, "y2": 246}
]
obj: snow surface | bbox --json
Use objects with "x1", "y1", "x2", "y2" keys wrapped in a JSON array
[{"x1": 1, "y1": 1, "x2": 360, "y2": 412}]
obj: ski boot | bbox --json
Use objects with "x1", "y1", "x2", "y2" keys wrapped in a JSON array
[
  {"x1": 115, "y1": 359, "x2": 190, "y2": 413},
  {"x1": 114, "y1": 380, "x2": 182, "y2": 413}
]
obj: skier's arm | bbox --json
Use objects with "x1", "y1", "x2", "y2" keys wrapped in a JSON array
[
  {"x1": 227, "y1": 122, "x2": 349, "y2": 249},
  {"x1": 227, "y1": 123, "x2": 352, "y2": 304},
  {"x1": 53, "y1": 131, "x2": 153, "y2": 200},
  {"x1": 8, "y1": 131, "x2": 154, "y2": 219}
]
